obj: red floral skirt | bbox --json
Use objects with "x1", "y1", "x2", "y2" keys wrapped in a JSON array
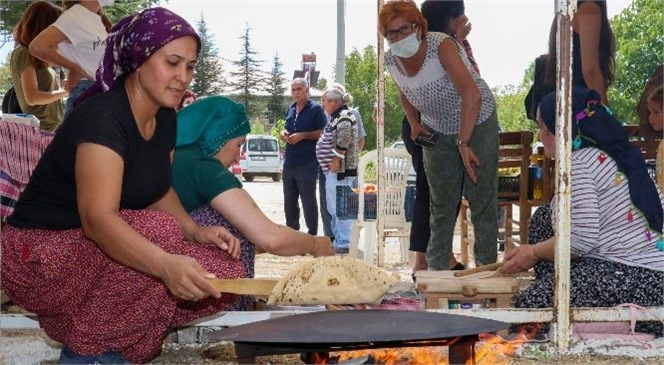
[{"x1": 1, "y1": 209, "x2": 246, "y2": 363}]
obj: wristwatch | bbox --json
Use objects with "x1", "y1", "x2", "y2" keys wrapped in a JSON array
[{"x1": 457, "y1": 138, "x2": 469, "y2": 147}]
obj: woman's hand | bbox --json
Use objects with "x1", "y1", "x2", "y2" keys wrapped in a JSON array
[
  {"x1": 310, "y1": 236, "x2": 334, "y2": 257},
  {"x1": 159, "y1": 253, "x2": 222, "y2": 301},
  {"x1": 458, "y1": 145, "x2": 480, "y2": 184},
  {"x1": 190, "y1": 225, "x2": 241, "y2": 259},
  {"x1": 500, "y1": 244, "x2": 539, "y2": 275},
  {"x1": 454, "y1": 19, "x2": 472, "y2": 43},
  {"x1": 409, "y1": 123, "x2": 428, "y2": 141}
]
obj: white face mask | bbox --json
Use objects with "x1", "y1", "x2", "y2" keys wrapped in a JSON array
[
  {"x1": 98, "y1": 0, "x2": 115, "y2": 6},
  {"x1": 389, "y1": 32, "x2": 421, "y2": 58}
]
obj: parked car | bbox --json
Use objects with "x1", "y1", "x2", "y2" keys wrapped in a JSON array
[
  {"x1": 390, "y1": 141, "x2": 417, "y2": 184},
  {"x1": 239, "y1": 135, "x2": 283, "y2": 182}
]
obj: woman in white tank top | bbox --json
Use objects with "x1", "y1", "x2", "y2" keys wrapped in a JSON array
[{"x1": 379, "y1": 0, "x2": 500, "y2": 271}]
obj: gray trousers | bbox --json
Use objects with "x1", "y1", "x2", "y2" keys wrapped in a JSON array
[{"x1": 423, "y1": 112, "x2": 499, "y2": 269}]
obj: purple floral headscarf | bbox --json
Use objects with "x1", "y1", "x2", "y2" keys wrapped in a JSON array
[{"x1": 75, "y1": 7, "x2": 200, "y2": 107}]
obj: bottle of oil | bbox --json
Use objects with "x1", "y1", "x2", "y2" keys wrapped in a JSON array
[{"x1": 528, "y1": 155, "x2": 543, "y2": 200}]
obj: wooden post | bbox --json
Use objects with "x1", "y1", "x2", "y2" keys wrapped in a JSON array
[
  {"x1": 376, "y1": 0, "x2": 386, "y2": 266},
  {"x1": 552, "y1": 0, "x2": 574, "y2": 352}
]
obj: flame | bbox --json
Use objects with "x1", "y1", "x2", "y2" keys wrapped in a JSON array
[
  {"x1": 310, "y1": 352, "x2": 327, "y2": 364},
  {"x1": 334, "y1": 346, "x2": 447, "y2": 364},
  {"x1": 474, "y1": 324, "x2": 541, "y2": 365},
  {"x1": 315, "y1": 325, "x2": 541, "y2": 365}
]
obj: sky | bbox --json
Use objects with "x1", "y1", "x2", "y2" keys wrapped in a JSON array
[
  {"x1": 0, "y1": 0, "x2": 632, "y2": 89},
  {"x1": 162, "y1": 0, "x2": 632, "y2": 89}
]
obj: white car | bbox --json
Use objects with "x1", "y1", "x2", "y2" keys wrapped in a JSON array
[{"x1": 239, "y1": 135, "x2": 283, "y2": 182}]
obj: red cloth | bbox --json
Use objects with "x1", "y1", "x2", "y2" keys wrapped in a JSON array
[
  {"x1": 1, "y1": 209, "x2": 246, "y2": 363},
  {"x1": 462, "y1": 39, "x2": 480, "y2": 75}
]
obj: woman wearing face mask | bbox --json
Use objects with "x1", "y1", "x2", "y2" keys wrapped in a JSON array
[
  {"x1": 378, "y1": 0, "x2": 499, "y2": 270},
  {"x1": 29, "y1": 0, "x2": 113, "y2": 119}
]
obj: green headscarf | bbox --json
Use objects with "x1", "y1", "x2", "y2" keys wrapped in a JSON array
[{"x1": 176, "y1": 96, "x2": 250, "y2": 156}]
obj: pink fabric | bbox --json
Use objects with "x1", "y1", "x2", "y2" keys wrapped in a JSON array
[
  {"x1": 573, "y1": 304, "x2": 662, "y2": 346},
  {"x1": 0, "y1": 119, "x2": 54, "y2": 192},
  {"x1": 1, "y1": 209, "x2": 246, "y2": 363}
]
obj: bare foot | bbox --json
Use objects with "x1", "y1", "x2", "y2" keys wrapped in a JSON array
[{"x1": 411, "y1": 252, "x2": 428, "y2": 273}]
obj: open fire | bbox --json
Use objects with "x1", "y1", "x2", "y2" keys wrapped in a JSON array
[
  {"x1": 307, "y1": 325, "x2": 541, "y2": 365},
  {"x1": 206, "y1": 310, "x2": 517, "y2": 364}
]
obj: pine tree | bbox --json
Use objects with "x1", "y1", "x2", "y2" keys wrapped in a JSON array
[
  {"x1": 229, "y1": 24, "x2": 265, "y2": 119},
  {"x1": 265, "y1": 53, "x2": 287, "y2": 124},
  {"x1": 191, "y1": 14, "x2": 225, "y2": 97}
]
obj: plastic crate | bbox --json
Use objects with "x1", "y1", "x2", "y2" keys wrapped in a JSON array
[
  {"x1": 336, "y1": 185, "x2": 376, "y2": 220},
  {"x1": 336, "y1": 185, "x2": 416, "y2": 221},
  {"x1": 498, "y1": 175, "x2": 520, "y2": 200}
]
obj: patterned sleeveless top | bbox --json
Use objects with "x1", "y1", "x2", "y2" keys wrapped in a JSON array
[{"x1": 386, "y1": 32, "x2": 496, "y2": 135}]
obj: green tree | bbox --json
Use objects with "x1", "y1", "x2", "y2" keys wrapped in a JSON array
[
  {"x1": 493, "y1": 59, "x2": 538, "y2": 134},
  {"x1": 608, "y1": 0, "x2": 664, "y2": 124},
  {"x1": 270, "y1": 119, "x2": 286, "y2": 151},
  {"x1": 264, "y1": 53, "x2": 287, "y2": 123},
  {"x1": 100, "y1": 0, "x2": 163, "y2": 23},
  {"x1": 250, "y1": 122, "x2": 265, "y2": 135},
  {"x1": 344, "y1": 45, "x2": 402, "y2": 151},
  {"x1": 191, "y1": 14, "x2": 225, "y2": 97},
  {"x1": 317, "y1": 77, "x2": 328, "y2": 90},
  {"x1": 229, "y1": 24, "x2": 264, "y2": 120},
  {"x1": 0, "y1": 53, "x2": 12, "y2": 93},
  {"x1": 493, "y1": 85, "x2": 536, "y2": 134},
  {"x1": 0, "y1": 0, "x2": 161, "y2": 36}
]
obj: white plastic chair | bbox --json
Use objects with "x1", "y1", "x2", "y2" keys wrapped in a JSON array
[{"x1": 350, "y1": 149, "x2": 413, "y2": 265}]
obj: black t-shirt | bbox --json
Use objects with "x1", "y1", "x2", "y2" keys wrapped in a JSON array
[{"x1": 8, "y1": 77, "x2": 176, "y2": 229}]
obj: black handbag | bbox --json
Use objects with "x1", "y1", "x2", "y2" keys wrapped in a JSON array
[{"x1": 2, "y1": 87, "x2": 23, "y2": 114}]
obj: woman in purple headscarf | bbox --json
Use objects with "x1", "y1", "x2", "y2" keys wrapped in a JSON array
[{"x1": 1, "y1": 8, "x2": 246, "y2": 364}]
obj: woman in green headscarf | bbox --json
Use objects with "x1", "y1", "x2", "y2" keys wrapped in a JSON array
[{"x1": 173, "y1": 96, "x2": 334, "y2": 304}]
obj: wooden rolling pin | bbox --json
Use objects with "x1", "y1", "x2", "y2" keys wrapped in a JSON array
[{"x1": 453, "y1": 262, "x2": 504, "y2": 277}]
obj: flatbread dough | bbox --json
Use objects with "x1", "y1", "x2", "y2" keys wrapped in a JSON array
[{"x1": 266, "y1": 256, "x2": 401, "y2": 305}]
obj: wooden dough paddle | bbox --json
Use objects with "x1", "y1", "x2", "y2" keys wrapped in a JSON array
[{"x1": 207, "y1": 278, "x2": 278, "y2": 296}]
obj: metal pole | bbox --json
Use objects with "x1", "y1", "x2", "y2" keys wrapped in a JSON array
[
  {"x1": 335, "y1": 0, "x2": 346, "y2": 84},
  {"x1": 552, "y1": 0, "x2": 574, "y2": 351},
  {"x1": 376, "y1": 0, "x2": 386, "y2": 266}
]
